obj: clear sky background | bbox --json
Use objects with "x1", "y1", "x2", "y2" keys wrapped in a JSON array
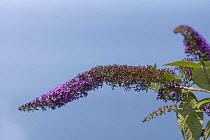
[{"x1": 0, "y1": 1, "x2": 210, "y2": 140}]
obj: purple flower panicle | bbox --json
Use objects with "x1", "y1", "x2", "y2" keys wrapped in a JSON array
[
  {"x1": 18, "y1": 65, "x2": 186, "y2": 112},
  {"x1": 174, "y1": 25, "x2": 210, "y2": 60}
]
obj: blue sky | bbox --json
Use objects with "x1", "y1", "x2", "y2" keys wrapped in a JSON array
[{"x1": 0, "y1": 1, "x2": 210, "y2": 140}]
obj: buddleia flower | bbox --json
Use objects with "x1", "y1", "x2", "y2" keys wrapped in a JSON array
[
  {"x1": 174, "y1": 25, "x2": 210, "y2": 60},
  {"x1": 19, "y1": 65, "x2": 185, "y2": 112}
]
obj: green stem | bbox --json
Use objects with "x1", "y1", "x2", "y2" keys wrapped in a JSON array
[
  {"x1": 175, "y1": 86, "x2": 210, "y2": 94},
  {"x1": 177, "y1": 107, "x2": 209, "y2": 113}
]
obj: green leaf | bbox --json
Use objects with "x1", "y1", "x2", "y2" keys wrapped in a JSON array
[
  {"x1": 175, "y1": 74, "x2": 183, "y2": 80},
  {"x1": 176, "y1": 92, "x2": 203, "y2": 140},
  {"x1": 193, "y1": 67, "x2": 210, "y2": 91},
  {"x1": 176, "y1": 92, "x2": 199, "y2": 129},
  {"x1": 204, "y1": 120, "x2": 210, "y2": 140},
  {"x1": 164, "y1": 72, "x2": 175, "y2": 81},
  {"x1": 153, "y1": 63, "x2": 157, "y2": 70},
  {"x1": 197, "y1": 98, "x2": 210, "y2": 109},
  {"x1": 182, "y1": 112, "x2": 203, "y2": 140},
  {"x1": 199, "y1": 60, "x2": 210, "y2": 67},
  {"x1": 150, "y1": 82, "x2": 161, "y2": 92},
  {"x1": 164, "y1": 61, "x2": 200, "y2": 68},
  {"x1": 131, "y1": 72, "x2": 139, "y2": 74}
]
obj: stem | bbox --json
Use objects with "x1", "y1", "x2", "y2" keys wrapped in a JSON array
[
  {"x1": 177, "y1": 107, "x2": 209, "y2": 113},
  {"x1": 175, "y1": 86, "x2": 210, "y2": 94}
]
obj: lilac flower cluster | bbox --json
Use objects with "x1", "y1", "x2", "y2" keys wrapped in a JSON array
[
  {"x1": 174, "y1": 25, "x2": 210, "y2": 60},
  {"x1": 19, "y1": 73, "x2": 95, "y2": 111},
  {"x1": 19, "y1": 65, "x2": 182, "y2": 112}
]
